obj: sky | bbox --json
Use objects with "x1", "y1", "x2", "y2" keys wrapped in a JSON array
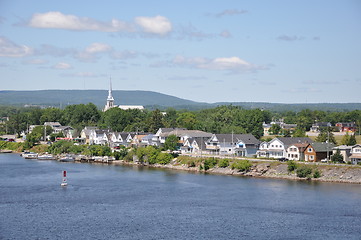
[{"x1": 0, "y1": 0, "x2": 360, "y2": 104}]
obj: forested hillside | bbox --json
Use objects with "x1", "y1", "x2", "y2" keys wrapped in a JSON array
[{"x1": 1, "y1": 90, "x2": 360, "y2": 111}]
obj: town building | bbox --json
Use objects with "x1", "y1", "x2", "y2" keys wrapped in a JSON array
[
  {"x1": 350, "y1": 144, "x2": 361, "y2": 165},
  {"x1": 257, "y1": 137, "x2": 313, "y2": 159},
  {"x1": 206, "y1": 133, "x2": 260, "y2": 157},
  {"x1": 332, "y1": 145, "x2": 352, "y2": 163},
  {"x1": 335, "y1": 122, "x2": 356, "y2": 133},
  {"x1": 304, "y1": 142, "x2": 336, "y2": 162},
  {"x1": 103, "y1": 80, "x2": 144, "y2": 112}
]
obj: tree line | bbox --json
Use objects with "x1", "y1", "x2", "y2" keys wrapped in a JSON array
[{"x1": 1, "y1": 104, "x2": 360, "y2": 139}]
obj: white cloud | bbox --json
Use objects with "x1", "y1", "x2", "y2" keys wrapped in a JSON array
[
  {"x1": 76, "y1": 43, "x2": 112, "y2": 62},
  {"x1": 219, "y1": 30, "x2": 232, "y2": 38},
  {"x1": 28, "y1": 11, "x2": 132, "y2": 32},
  {"x1": 28, "y1": 12, "x2": 173, "y2": 36},
  {"x1": 135, "y1": 15, "x2": 172, "y2": 35},
  {"x1": 53, "y1": 62, "x2": 72, "y2": 69},
  {"x1": 84, "y1": 43, "x2": 112, "y2": 54},
  {"x1": 0, "y1": 36, "x2": 32, "y2": 57},
  {"x1": 60, "y1": 72, "x2": 106, "y2": 78},
  {"x1": 172, "y1": 56, "x2": 265, "y2": 73},
  {"x1": 23, "y1": 58, "x2": 48, "y2": 65},
  {"x1": 277, "y1": 35, "x2": 304, "y2": 41},
  {"x1": 215, "y1": 9, "x2": 248, "y2": 17}
]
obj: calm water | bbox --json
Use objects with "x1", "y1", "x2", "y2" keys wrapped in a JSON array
[{"x1": 1, "y1": 154, "x2": 361, "y2": 240}]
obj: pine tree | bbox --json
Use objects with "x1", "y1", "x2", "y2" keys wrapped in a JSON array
[
  {"x1": 349, "y1": 134, "x2": 357, "y2": 146},
  {"x1": 331, "y1": 149, "x2": 344, "y2": 163},
  {"x1": 341, "y1": 132, "x2": 350, "y2": 145}
]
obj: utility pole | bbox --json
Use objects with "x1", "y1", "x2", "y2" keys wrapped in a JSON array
[{"x1": 327, "y1": 130, "x2": 330, "y2": 161}]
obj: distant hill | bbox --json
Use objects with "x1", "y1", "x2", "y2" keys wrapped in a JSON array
[
  {"x1": 0, "y1": 90, "x2": 205, "y2": 109},
  {"x1": 0, "y1": 90, "x2": 360, "y2": 112}
]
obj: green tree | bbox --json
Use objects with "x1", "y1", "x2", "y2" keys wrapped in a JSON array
[
  {"x1": 281, "y1": 129, "x2": 291, "y2": 137},
  {"x1": 176, "y1": 112, "x2": 198, "y2": 130},
  {"x1": 40, "y1": 108, "x2": 63, "y2": 124},
  {"x1": 48, "y1": 140, "x2": 73, "y2": 154},
  {"x1": 100, "y1": 107, "x2": 128, "y2": 131},
  {"x1": 164, "y1": 134, "x2": 178, "y2": 151},
  {"x1": 349, "y1": 134, "x2": 357, "y2": 145},
  {"x1": 163, "y1": 108, "x2": 178, "y2": 128},
  {"x1": 147, "y1": 109, "x2": 164, "y2": 133},
  {"x1": 331, "y1": 149, "x2": 344, "y2": 163},
  {"x1": 156, "y1": 152, "x2": 173, "y2": 165},
  {"x1": 292, "y1": 127, "x2": 307, "y2": 137},
  {"x1": 315, "y1": 128, "x2": 337, "y2": 144},
  {"x1": 340, "y1": 132, "x2": 350, "y2": 145},
  {"x1": 269, "y1": 124, "x2": 281, "y2": 135},
  {"x1": 62, "y1": 103, "x2": 100, "y2": 129}
]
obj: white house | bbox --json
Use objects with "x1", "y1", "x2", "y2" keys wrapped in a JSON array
[
  {"x1": 205, "y1": 134, "x2": 259, "y2": 157},
  {"x1": 80, "y1": 126, "x2": 98, "y2": 144},
  {"x1": 152, "y1": 128, "x2": 187, "y2": 146},
  {"x1": 89, "y1": 129, "x2": 112, "y2": 145},
  {"x1": 286, "y1": 143, "x2": 308, "y2": 161},
  {"x1": 257, "y1": 137, "x2": 313, "y2": 159},
  {"x1": 180, "y1": 137, "x2": 209, "y2": 154},
  {"x1": 350, "y1": 144, "x2": 361, "y2": 165},
  {"x1": 332, "y1": 145, "x2": 352, "y2": 163}
]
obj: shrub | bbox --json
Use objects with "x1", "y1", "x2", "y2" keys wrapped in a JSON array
[
  {"x1": 287, "y1": 160, "x2": 298, "y2": 172},
  {"x1": 296, "y1": 165, "x2": 313, "y2": 178},
  {"x1": 156, "y1": 152, "x2": 173, "y2": 165},
  {"x1": 188, "y1": 160, "x2": 196, "y2": 167},
  {"x1": 124, "y1": 149, "x2": 135, "y2": 162},
  {"x1": 218, "y1": 158, "x2": 230, "y2": 168},
  {"x1": 204, "y1": 157, "x2": 218, "y2": 171},
  {"x1": 313, "y1": 169, "x2": 322, "y2": 178},
  {"x1": 230, "y1": 160, "x2": 252, "y2": 172}
]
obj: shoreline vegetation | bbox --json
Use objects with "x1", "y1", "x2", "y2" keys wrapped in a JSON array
[{"x1": 2, "y1": 141, "x2": 361, "y2": 184}]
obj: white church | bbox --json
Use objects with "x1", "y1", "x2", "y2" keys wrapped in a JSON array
[{"x1": 103, "y1": 81, "x2": 144, "y2": 112}]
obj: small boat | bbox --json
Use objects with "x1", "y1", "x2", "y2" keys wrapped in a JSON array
[
  {"x1": 58, "y1": 154, "x2": 75, "y2": 162},
  {"x1": 37, "y1": 153, "x2": 56, "y2": 160},
  {"x1": 0, "y1": 149, "x2": 12, "y2": 153},
  {"x1": 21, "y1": 151, "x2": 38, "y2": 159}
]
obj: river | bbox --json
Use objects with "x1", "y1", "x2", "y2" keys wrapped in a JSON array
[{"x1": 1, "y1": 154, "x2": 361, "y2": 239}]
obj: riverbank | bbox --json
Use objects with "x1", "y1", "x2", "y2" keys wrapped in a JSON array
[
  {"x1": 111, "y1": 158, "x2": 361, "y2": 184},
  {"x1": 10, "y1": 147, "x2": 361, "y2": 184}
]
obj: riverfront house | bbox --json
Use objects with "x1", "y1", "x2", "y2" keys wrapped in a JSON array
[
  {"x1": 303, "y1": 142, "x2": 336, "y2": 162},
  {"x1": 350, "y1": 144, "x2": 361, "y2": 165},
  {"x1": 256, "y1": 137, "x2": 313, "y2": 159},
  {"x1": 205, "y1": 134, "x2": 260, "y2": 157}
]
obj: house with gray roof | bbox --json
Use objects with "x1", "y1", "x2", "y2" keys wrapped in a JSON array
[
  {"x1": 304, "y1": 142, "x2": 336, "y2": 162},
  {"x1": 257, "y1": 137, "x2": 313, "y2": 159},
  {"x1": 180, "y1": 136, "x2": 211, "y2": 154},
  {"x1": 206, "y1": 133, "x2": 260, "y2": 157}
]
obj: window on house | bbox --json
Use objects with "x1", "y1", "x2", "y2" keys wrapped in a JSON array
[
  {"x1": 308, "y1": 148, "x2": 312, "y2": 152},
  {"x1": 310, "y1": 155, "x2": 314, "y2": 160}
]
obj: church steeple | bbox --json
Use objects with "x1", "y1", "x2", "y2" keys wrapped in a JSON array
[{"x1": 104, "y1": 77, "x2": 115, "y2": 111}]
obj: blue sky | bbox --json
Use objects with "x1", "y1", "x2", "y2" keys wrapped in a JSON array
[{"x1": 0, "y1": 0, "x2": 360, "y2": 103}]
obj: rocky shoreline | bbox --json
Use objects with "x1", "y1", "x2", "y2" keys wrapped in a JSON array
[{"x1": 111, "y1": 159, "x2": 361, "y2": 184}]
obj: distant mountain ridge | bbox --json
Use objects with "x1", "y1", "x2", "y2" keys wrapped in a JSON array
[{"x1": 0, "y1": 90, "x2": 360, "y2": 112}]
